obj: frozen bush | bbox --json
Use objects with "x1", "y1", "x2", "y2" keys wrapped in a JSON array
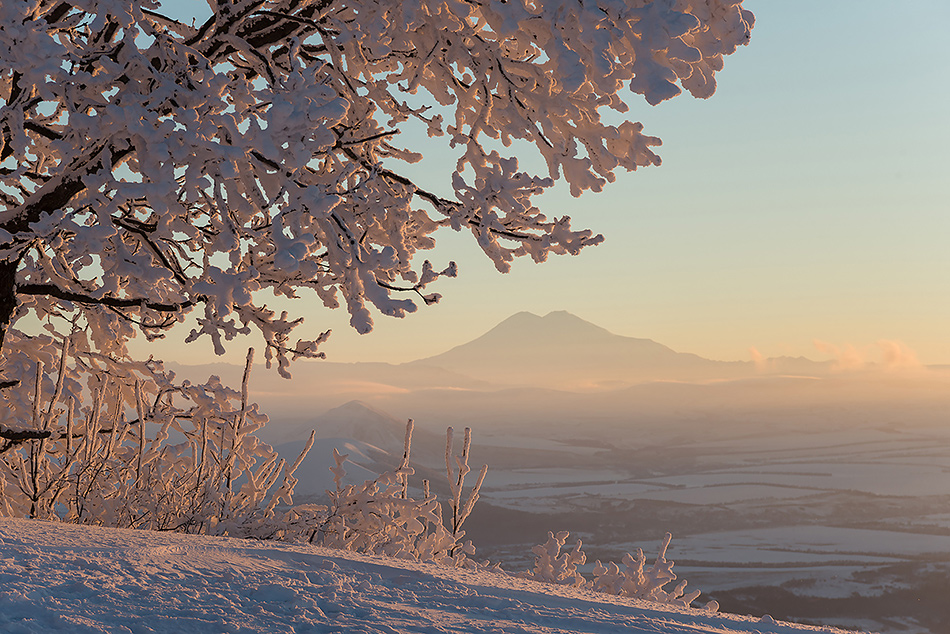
[
  {"x1": 309, "y1": 419, "x2": 485, "y2": 566},
  {"x1": 1, "y1": 338, "x2": 490, "y2": 566},
  {"x1": 525, "y1": 530, "x2": 708, "y2": 609},
  {"x1": 590, "y1": 532, "x2": 702, "y2": 607},
  {"x1": 0, "y1": 336, "x2": 311, "y2": 539},
  {"x1": 520, "y1": 531, "x2": 587, "y2": 587}
]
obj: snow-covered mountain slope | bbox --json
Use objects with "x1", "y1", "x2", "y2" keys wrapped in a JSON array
[
  {"x1": 276, "y1": 436, "x2": 397, "y2": 496},
  {"x1": 409, "y1": 310, "x2": 751, "y2": 388},
  {"x1": 266, "y1": 400, "x2": 448, "y2": 465},
  {"x1": 0, "y1": 518, "x2": 863, "y2": 634}
]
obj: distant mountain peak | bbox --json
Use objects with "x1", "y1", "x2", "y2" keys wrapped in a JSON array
[
  {"x1": 408, "y1": 310, "x2": 737, "y2": 388},
  {"x1": 495, "y1": 311, "x2": 540, "y2": 324},
  {"x1": 329, "y1": 400, "x2": 394, "y2": 419},
  {"x1": 500, "y1": 310, "x2": 585, "y2": 321},
  {"x1": 485, "y1": 310, "x2": 616, "y2": 342}
]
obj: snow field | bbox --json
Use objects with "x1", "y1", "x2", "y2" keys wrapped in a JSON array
[{"x1": 0, "y1": 518, "x2": 859, "y2": 634}]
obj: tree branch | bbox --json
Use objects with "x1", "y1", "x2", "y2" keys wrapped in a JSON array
[
  {"x1": 0, "y1": 428, "x2": 52, "y2": 441},
  {"x1": 16, "y1": 283, "x2": 202, "y2": 312},
  {"x1": 374, "y1": 278, "x2": 438, "y2": 305},
  {"x1": 339, "y1": 146, "x2": 537, "y2": 242},
  {"x1": 0, "y1": 144, "x2": 133, "y2": 235},
  {"x1": 113, "y1": 216, "x2": 189, "y2": 285}
]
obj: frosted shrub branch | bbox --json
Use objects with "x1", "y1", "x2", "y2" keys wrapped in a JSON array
[
  {"x1": 0, "y1": 337, "x2": 312, "y2": 537},
  {"x1": 522, "y1": 531, "x2": 588, "y2": 587},
  {"x1": 523, "y1": 530, "x2": 712, "y2": 610},
  {"x1": 445, "y1": 426, "x2": 488, "y2": 544},
  {"x1": 312, "y1": 421, "x2": 481, "y2": 566}
]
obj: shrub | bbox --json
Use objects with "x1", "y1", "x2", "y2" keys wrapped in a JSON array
[{"x1": 523, "y1": 530, "x2": 713, "y2": 610}]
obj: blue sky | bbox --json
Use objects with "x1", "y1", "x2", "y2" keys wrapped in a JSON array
[{"x1": 142, "y1": 1, "x2": 950, "y2": 367}]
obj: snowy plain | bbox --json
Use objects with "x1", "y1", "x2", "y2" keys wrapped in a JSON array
[{"x1": 0, "y1": 517, "x2": 859, "y2": 634}]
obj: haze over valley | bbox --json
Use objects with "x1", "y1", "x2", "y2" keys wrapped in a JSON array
[
  {"x1": 171, "y1": 311, "x2": 950, "y2": 634},
  {"x1": 171, "y1": 311, "x2": 949, "y2": 429}
]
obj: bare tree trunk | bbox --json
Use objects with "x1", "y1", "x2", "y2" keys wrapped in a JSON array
[{"x1": 0, "y1": 257, "x2": 17, "y2": 354}]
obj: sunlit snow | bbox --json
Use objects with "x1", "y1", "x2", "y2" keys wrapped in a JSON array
[{"x1": 0, "y1": 518, "x2": 857, "y2": 634}]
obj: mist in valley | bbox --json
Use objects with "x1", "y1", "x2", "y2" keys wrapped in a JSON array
[{"x1": 171, "y1": 311, "x2": 950, "y2": 634}]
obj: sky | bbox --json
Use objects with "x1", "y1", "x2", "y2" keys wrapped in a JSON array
[{"x1": 139, "y1": 0, "x2": 950, "y2": 368}]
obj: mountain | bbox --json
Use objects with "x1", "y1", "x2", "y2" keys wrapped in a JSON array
[
  {"x1": 168, "y1": 311, "x2": 833, "y2": 420},
  {"x1": 409, "y1": 310, "x2": 751, "y2": 389},
  {"x1": 265, "y1": 401, "x2": 452, "y2": 497},
  {"x1": 275, "y1": 436, "x2": 398, "y2": 497},
  {"x1": 264, "y1": 400, "x2": 409, "y2": 445},
  {"x1": 266, "y1": 400, "x2": 447, "y2": 464}
]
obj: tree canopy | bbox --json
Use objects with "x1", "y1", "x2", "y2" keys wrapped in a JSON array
[{"x1": 0, "y1": 0, "x2": 753, "y2": 376}]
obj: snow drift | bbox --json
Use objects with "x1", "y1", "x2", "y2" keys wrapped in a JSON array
[{"x1": 0, "y1": 517, "x2": 861, "y2": 634}]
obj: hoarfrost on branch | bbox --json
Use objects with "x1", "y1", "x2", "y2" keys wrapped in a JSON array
[{"x1": 0, "y1": 0, "x2": 753, "y2": 374}]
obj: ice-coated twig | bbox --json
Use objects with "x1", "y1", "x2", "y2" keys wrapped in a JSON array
[
  {"x1": 444, "y1": 427, "x2": 488, "y2": 543},
  {"x1": 398, "y1": 419, "x2": 414, "y2": 499},
  {"x1": 262, "y1": 430, "x2": 313, "y2": 519},
  {"x1": 331, "y1": 447, "x2": 348, "y2": 494},
  {"x1": 134, "y1": 381, "x2": 146, "y2": 482}
]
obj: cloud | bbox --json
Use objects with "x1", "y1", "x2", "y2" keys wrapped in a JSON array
[
  {"x1": 812, "y1": 339, "x2": 922, "y2": 372},
  {"x1": 749, "y1": 346, "x2": 771, "y2": 372},
  {"x1": 875, "y1": 339, "x2": 921, "y2": 370},
  {"x1": 813, "y1": 340, "x2": 864, "y2": 371}
]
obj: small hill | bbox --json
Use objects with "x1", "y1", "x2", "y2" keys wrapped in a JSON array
[
  {"x1": 275, "y1": 436, "x2": 398, "y2": 497},
  {"x1": 269, "y1": 400, "x2": 408, "y2": 445},
  {"x1": 267, "y1": 400, "x2": 446, "y2": 462},
  {"x1": 267, "y1": 401, "x2": 451, "y2": 497}
]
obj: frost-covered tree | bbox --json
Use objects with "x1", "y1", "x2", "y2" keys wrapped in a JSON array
[{"x1": 0, "y1": 0, "x2": 753, "y2": 376}]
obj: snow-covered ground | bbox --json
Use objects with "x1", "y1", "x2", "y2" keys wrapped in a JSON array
[
  {"x1": 0, "y1": 518, "x2": 860, "y2": 634},
  {"x1": 248, "y1": 400, "x2": 949, "y2": 633}
]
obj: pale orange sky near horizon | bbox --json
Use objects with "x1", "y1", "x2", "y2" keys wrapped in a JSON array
[{"x1": 136, "y1": 1, "x2": 950, "y2": 370}]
